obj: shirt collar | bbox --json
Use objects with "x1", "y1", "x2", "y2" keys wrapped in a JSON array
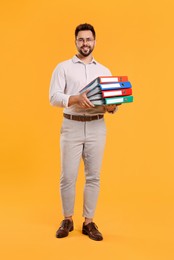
[{"x1": 72, "y1": 55, "x2": 97, "y2": 64}]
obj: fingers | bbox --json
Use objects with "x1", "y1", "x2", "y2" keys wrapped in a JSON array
[
  {"x1": 80, "y1": 99, "x2": 94, "y2": 108},
  {"x1": 105, "y1": 104, "x2": 116, "y2": 109},
  {"x1": 79, "y1": 92, "x2": 94, "y2": 108},
  {"x1": 105, "y1": 104, "x2": 119, "y2": 112}
]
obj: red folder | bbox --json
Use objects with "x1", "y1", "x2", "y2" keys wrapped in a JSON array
[
  {"x1": 99, "y1": 76, "x2": 128, "y2": 83},
  {"x1": 102, "y1": 88, "x2": 132, "y2": 98}
]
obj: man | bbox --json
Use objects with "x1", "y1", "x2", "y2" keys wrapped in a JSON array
[{"x1": 49, "y1": 23, "x2": 119, "y2": 241}]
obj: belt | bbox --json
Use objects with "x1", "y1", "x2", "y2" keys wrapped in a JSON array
[{"x1": 63, "y1": 113, "x2": 104, "y2": 122}]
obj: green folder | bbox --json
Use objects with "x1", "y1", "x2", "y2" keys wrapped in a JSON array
[{"x1": 105, "y1": 95, "x2": 133, "y2": 105}]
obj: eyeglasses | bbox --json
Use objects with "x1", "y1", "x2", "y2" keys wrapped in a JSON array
[{"x1": 76, "y1": 38, "x2": 95, "y2": 44}]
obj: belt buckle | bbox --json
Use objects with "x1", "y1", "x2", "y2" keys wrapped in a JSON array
[
  {"x1": 82, "y1": 116, "x2": 87, "y2": 122},
  {"x1": 77, "y1": 115, "x2": 84, "y2": 121}
]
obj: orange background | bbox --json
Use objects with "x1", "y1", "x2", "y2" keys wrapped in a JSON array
[{"x1": 0, "y1": 0, "x2": 174, "y2": 259}]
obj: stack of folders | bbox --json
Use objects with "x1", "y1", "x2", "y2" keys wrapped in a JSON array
[{"x1": 79, "y1": 76, "x2": 134, "y2": 106}]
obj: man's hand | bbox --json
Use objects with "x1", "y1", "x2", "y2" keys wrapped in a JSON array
[
  {"x1": 105, "y1": 104, "x2": 122, "y2": 113},
  {"x1": 77, "y1": 90, "x2": 95, "y2": 108},
  {"x1": 68, "y1": 90, "x2": 94, "y2": 108}
]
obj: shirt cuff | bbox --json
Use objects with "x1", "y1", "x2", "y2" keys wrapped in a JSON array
[{"x1": 64, "y1": 95, "x2": 71, "y2": 108}]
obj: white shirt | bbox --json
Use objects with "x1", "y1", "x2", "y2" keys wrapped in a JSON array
[{"x1": 49, "y1": 55, "x2": 112, "y2": 115}]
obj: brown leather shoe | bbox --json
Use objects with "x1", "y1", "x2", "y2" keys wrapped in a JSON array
[
  {"x1": 56, "y1": 219, "x2": 74, "y2": 238},
  {"x1": 82, "y1": 222, "x2": 103, "y2": 241}
]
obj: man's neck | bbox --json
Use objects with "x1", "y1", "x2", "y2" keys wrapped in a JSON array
[{"x1": 76, "y1": 53, "x2": 93, "y2": 64}]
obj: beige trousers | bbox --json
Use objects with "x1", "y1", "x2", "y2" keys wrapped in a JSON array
[{"x1": 60, "y1": 117, "x2": 106, "y2": 218}]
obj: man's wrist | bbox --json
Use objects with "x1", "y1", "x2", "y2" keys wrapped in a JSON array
[{"x1": 68, "y1": 95, "x2": 79, "y2": 106}]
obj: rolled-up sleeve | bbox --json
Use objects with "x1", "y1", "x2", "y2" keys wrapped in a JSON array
[{"x1": 49, "y1": 64, "x2": 70, "y2": 108}]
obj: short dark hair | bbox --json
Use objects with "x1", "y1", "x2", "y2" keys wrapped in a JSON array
[{"x1": 75, "y1": 23, "x2": 96, "y2": 39}]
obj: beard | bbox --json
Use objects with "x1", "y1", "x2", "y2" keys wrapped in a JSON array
[{"x1": 78, "y1": 45, "x2": 94, "y2": 57}]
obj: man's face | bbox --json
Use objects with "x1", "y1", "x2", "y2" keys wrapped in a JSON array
[{"x1": 75, "y1": 30, "x2": 96, "y2": 57}]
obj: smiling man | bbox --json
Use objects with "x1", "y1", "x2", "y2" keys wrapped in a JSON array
[
  {"x1": 49, "y1": 23, "x2": 119, "y2": 241},
  {"x1": 76, "y1": 31, "x2": 95, "y2": 57}
]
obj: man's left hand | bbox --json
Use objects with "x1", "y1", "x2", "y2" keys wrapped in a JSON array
[{"x1": 105, "y1": 104, "x2": 121, "y2": 113}]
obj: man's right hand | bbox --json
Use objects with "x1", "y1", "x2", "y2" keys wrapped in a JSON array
[{"x1": 68, "y1": 90, "x2": 95, "y2": 108}]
